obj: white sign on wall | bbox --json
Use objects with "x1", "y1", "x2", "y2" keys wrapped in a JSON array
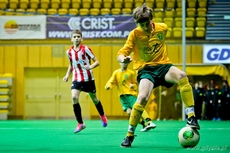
[
  {"x1": 0, "y1": 16, "x2": 46, "y2": 39},
  {"x1": 203, "y1": 44, "x2": 230, "y2": 64}
]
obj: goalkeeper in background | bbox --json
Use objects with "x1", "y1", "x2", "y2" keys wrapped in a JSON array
[
  {"x1": 105, "y1": 62, "x2": 156, "y2": 132},
  {"x1": 117, "y1": 3, "x2": 200, "y2": 147}
]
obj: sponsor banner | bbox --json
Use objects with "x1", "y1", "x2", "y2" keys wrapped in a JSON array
[
  {"x1": 203, "y1": 44, "x2": 230, "y2": 63},
  {"x1": 46, "y1": 16, "x2": 136, "y2": 39},
  {"x1": 0, "y1": 16, "x2": 46, "y2": 39}
]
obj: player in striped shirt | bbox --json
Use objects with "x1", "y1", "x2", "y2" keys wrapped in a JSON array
[
  {"x1": 105, "y1": 62, "x2": 156, "y2": 132},
  {"x1": 63, "y1": 29, "x2": 108, "y2": 133},
  {"x1": 118, "y1": 4, "x2": 200, "y2": 147}
]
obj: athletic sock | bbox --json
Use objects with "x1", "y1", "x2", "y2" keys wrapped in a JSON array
[
  {"x1": 73, "y1": 103, "x2": 83, "y2": 123},
  {"x1": 142, "y1": 110, "x2": 151, "y2": 122},
  {"x1": 127, "y1": 132, "x2": 134, "y2": 137},
  {"x1": 126, "y1": 103, "x2": 144, "y2": 136},
  {"x1": 95, "y1": 101, "x2": 104, "y2": 116},
  {"x1": 185, "y1": 107, "x2": 195, "y2": 118},
  {"x1": 178, "y1": 77, "x2": 196, "y2": 117},
  {"x1": 146, "y1": 118, "x2": 152, "y2": 123},
  {"x1": 139, "y1": 118, "x2": 146, "y2": 128}
]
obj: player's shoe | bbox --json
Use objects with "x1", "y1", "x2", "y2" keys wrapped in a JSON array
[
  {"x1": 186, "y1": 116, "x2": 200, "y2": 130},
  {"x1": 74, "y1": 123, "x2": 86, "y2": 133},
  {"x1": 121, "y1": 135, "x2": 134, "y2": 147},
  {"x1": 140, "y1": 122, "x2": 157, "y2": 132},
  {"x1": 100, "y1": 115, "x2": 108, "y2": 127}
]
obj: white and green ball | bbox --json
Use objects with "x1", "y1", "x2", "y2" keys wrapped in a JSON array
[{"x1": 178, "y1": 127, "x2": 200, "y2": 148}]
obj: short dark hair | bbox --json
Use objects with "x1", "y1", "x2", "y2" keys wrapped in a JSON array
[
  {"x1": 71, "y1": 29, "x2": 82, "y2": 37},
  {"x1": 133, "y1": 3, "x2": 153, "y2": 23}
]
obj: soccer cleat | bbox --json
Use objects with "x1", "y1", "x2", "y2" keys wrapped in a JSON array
[
  {"x1": 186, "y1": 116, "x2": 200, "y2": 130},
  {"x1": 100, "y1": 115, "x2": 108, "y2": 127},
  {"x1": 140, "y1": 122, "x2": 157, "y2": 132},
  {"x1": 74, "y1": 123, "x2": 86, "y2": 133},
  {"x1": 121, "y1": 136, "x2": 134, "y2": 147}
]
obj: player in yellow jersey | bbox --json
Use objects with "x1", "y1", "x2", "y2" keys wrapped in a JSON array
[
  {"x1": 118, "y1": 4, "x2": 200, "y2": 147},
  {"x1": 105, "y1": 62, "x2": 156, "y2": 132}
]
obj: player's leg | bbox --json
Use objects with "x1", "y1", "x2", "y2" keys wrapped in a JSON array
[
  {"x1": 216, "y1": 100, "x2": 222, "y2": 121},
  {"x1": 139, "y1": 117, "x2": 147, "y2": 128},
  {"x1": 201, "y1": 101, "x2": 206, "y2": 120},
  {"x1": 123, "y1": 95, "x2": 152, "y2": 131},
  {"x1": 212, "y1": 101, "x2": 217, "y2": 121},
  {"x1": 126, "y1": 107, "x2": 147, "y2": 129},
  {"x1": 165, "y1": 66, "x2": 200, "y2": 129},
  {"x1": 121, "y1": 78, "x2": 153, "y2": 147},
  {"x1": 89, "y1": 92, "x2": 108, "y2": 127},
  {"x1": 84, "y1": 80, "x2": 108, "y2": 127},
  {"x1": 71, "y1": 88, "x2": 86, "y2": 133},
  {"x1": 140, "y1": 110, "x2": 156, "y2": 132},
  {"x1": 126, "y1": 108, "x2": 132, "y2": 115}
]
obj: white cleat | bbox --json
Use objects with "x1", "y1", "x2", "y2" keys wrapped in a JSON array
[{"x1": 140, "y1": 122, "x2": 157, "y2": 132}]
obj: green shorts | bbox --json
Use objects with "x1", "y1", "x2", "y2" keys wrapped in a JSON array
[
  {"x1": 137, "y1": 64, "x2": 174, "y2": 88},
  {"x1": 120, "y1": 95, "x2": 137, "y2": 111}
]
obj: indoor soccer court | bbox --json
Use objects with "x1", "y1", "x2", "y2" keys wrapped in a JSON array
[{"x1": 0, "y1": 120, "x2": 229, "y2": 153}]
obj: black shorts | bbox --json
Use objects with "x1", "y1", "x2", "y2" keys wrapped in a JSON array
[
  {"x1": 137, "y1": 64, "x2": 174, "y2": 88},
  {"x1": 71, "y1": 80, "x2": 96, "y2": 93}
]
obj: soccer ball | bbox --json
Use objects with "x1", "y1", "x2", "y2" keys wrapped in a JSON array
[{"x1": 178, "y1": 126, "x2": 200, "y2": 148}]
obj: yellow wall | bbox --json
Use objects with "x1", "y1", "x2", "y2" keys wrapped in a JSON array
[{"x1": 0, "y1": 42, "x2": 203, "y2": 118}]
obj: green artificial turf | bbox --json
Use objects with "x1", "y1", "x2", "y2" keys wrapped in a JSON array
[{"x1": 0, "y1": 120, "x2": 229, "y2": 153}]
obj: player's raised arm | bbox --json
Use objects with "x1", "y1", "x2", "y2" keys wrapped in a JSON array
[
  {"x1": 105, "y1": 71, "x2": 118, "y2": 90},
  {"x1": 117, "y1": 30, "x2": 136, "y2": 63}
]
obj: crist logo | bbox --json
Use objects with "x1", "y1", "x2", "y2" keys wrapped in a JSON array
[
  {"x1": 68, "y1": 17, "x2": 115, "y2": 30},
  {"x1": 207, "y1": 48, "x2": 230, "y2": 61},
  {"x1": 67, "y1": 17, "x2": 81, "y2": 30},
  {"x1": 203, "y1": 45, "x2": 230, "y2": 64}
]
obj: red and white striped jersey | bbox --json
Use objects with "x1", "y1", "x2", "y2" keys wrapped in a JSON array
[{"x1": 66, "y1": 44, "x2": 95, "y2": 82}]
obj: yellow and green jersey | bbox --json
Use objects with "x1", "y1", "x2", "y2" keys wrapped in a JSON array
[
  {"x1": 118, "y1": 22, "x2": 172, "y2": 70},
  {"x1": 105, "y1": 69, "x2": 138, "y2": 97}
]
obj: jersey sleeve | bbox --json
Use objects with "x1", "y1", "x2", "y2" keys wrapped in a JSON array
[
  {"x1": 66, "y1": 49, "x2": 71, "y2": 62},
  {"x1": 117, "y1": 30, "x2": 136, "y2": 56},
  {"x1": 85, "y1": 46, "x2": 95, "y2": 59},
  {"x1": 105, "y1": 71, "x2": 118, "y2": 89}
]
